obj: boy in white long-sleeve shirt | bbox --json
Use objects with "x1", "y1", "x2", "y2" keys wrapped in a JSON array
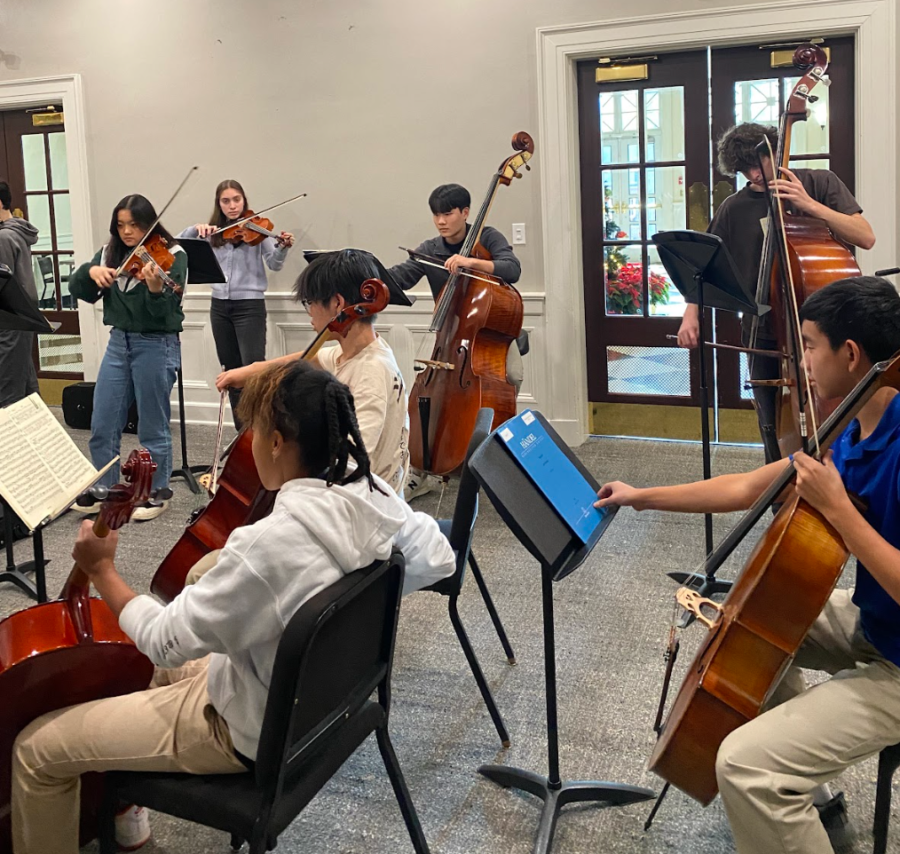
[{"x1": 11, "y1": 360, "x2": 454, "y2": 854}]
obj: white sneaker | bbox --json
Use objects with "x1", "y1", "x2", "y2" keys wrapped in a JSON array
[
  {"x1": 405, "y1": 470, "x2": 440, "y2": 502},
  {"x1": 131, "y1": 500, "x2": 169, "y2": 522},
  {"x1": 69, "y1": 501, "x2": 100, "y2": 516},
  {"x1": 115, "y1": 804, "x2": 151, "y2": 851}
]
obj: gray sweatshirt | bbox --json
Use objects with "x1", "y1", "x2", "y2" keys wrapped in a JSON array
[
  {"x1": 177, "y1": 226, "x2": 289, "y2": 300},
  {"x1": 0, "y1": 217, "x2": 39, "y2": 302}
]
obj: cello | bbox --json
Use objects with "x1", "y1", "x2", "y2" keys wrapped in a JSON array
[
  {"x1": 150, "y1": 278, "x2": 391, "y2": 603},
  {"x1": 648, "y1": 352, "x2": 900, "y2": 805},
  {"x1": 0, "y1": 450, "x2": 157, "y2": 851},
  {"x1": 748, "y1": 44, "x2": 861, "y2": 457},
  {"x1": 408, "y1": 132, "x2": 534, "y2": 476}
]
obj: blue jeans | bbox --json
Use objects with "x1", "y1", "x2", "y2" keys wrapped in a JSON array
[{"x1": 89, "y1": 329, "x2": 180, "y2": 491}]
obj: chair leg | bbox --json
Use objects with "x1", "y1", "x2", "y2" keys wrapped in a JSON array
[
  {"x1": 375, "y1": 726, "x2": 431, "y2": 854},
  {"x1": 468, "y1": 551, "x2": 516, "y2": 665},
  {"x1": 873, "y1": 751, "x2": 898, "y2": 854},
  {"x1": 448, "y1": 596, "x2": 511, "y2": 747},
  {"x1": 97, "y1": 782, "x2": 120, "y2": 854}
]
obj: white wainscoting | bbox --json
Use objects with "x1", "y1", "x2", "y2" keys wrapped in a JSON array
[{"x1": 173, "y1": 288, "x2": 548, "y2": 425}]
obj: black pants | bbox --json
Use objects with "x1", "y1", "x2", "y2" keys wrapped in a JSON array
[
  {"x1": 0, "y1": 330, "x2": 38, "y2": 409},
  {"x1": 749, "y1": 340, "x2": 781, "y2": 464},
  {"x1": 210, "y1": 299, "x2": 267, "y2": 429}
]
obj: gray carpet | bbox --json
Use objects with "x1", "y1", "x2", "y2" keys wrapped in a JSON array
[{"x1": 1, "y1": 417, "x2": 896, "y2": 854}]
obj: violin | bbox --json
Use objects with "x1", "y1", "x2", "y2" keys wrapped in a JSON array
[
  {"x1": 0, "y1": 450, "x2": 157, "y2": 851},
  {"x1": 222, "y1": 212, "x2": 282, "y2": 247},
  {"x1": 407, "y1": 131, "x2": 533, "y2": 476},
  {"x1": 120, "y1": 232, "x2": 182, "y2": 294},
  {"x1": 150, "y1": 279, "x2": 391, "y2": 602}
]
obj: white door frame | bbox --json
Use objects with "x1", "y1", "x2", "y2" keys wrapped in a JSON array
[
  {"x1": 0, "y1": 74, "x2": 99, "y2": 376},
  {"x1": 537, "y1": 0, "x2": 896, "y2": 446}
]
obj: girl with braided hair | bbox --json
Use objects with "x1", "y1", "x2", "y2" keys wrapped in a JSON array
[{"x1": 11, "y1": 360, "x2": 454, "y2": 854}]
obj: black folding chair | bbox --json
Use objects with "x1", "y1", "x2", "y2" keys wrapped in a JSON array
[
  {"x1": 99, "y1": 552, "x2": 430, "y2": 854},
  {"x1": 422, "y1": 407, "x2": 515, "y2": 747}
]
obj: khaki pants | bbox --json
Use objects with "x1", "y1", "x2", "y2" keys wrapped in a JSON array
[
  {"x1": 715, "y1": 590, "x2": 900, "y2": 854},
  {"x1": 12, "y1": 658, "x2": 247, "y2": 854}
]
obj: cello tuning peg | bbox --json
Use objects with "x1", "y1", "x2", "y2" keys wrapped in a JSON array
[
  {"x1": 819, "y1": 74, "x2": 832, "y2": 87},
  {"x1": 807, "y1": 95, "x2": 819, "y2": 104},
  {"x1": 525, "y1": 164, "x2": 531, "y2": 171},
  {"x1": 514, "y1": 172, "x2": 523, "y2": 179}
]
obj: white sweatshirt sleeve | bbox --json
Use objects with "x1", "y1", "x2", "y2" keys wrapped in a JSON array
[
  {"x1": 393, "y1": 502, "x2": 455, "y2": 595},
  {"x1": 119, "y1": 541, "x2": 284, "y2": 668}
]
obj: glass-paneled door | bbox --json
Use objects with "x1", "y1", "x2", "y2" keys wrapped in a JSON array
[
  {"x1": 0, "y1": 107, "x2": 81, "y2": 379},
  {"x1": 577, "y1": 51, "x2": 709, "y2": 407}
]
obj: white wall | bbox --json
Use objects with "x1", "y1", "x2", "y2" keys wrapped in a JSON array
[{"x1": 1, "y1": 0, "x2": 896, "y2": 436}]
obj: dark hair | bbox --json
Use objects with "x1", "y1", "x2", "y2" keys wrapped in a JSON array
[
  {"x1": 717, "y1": 123, "x2": 780, "y2": 177},
  {"x1": 428, "y1": 183, "x2": 470, "y2": 214},
  {"x1": 208, "y1": 179, "x2": 248, "y2": 249},
  {"x1": 294, "y1": 249, "x2": 381, "y2": 324},
  {"x1": 237, "y1": 360, "x2": 384, "y2": 493},
  {"x1": 0, "y1": 182, "x2": 11, "y2": 211},
  {"x1": 799, "y1": 276, "x2": 900, "y2": 364},
  {"x1": 105, "y1": 194, "x2": 178, "y2": 269}
]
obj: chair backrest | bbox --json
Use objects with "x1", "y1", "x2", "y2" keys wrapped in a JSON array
[
  {"x1": 254, "y1": 552, "x2": 405, "y2": 792},
  {"x1": 36, "y1": 256, "x2": 54, "y2": 300},
  {"x1": 446, "y1": 407, "x2": 494, "y2": 567}
]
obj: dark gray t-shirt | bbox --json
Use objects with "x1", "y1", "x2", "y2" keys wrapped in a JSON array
[{"x1": 708, "y1": 169, "x2": 862, "y2": 341}]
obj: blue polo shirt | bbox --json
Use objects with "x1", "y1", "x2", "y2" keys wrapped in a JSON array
[{"x1": 831, "y1": 392, "x2": 900, "y2": 667}]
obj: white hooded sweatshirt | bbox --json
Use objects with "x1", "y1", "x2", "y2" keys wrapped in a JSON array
[{"x1": 119, "y1": 474, "x2": 454, "y2": 760}]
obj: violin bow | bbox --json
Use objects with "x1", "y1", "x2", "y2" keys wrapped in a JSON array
[
  {"x1": 209, "y1": 192, "x2": 308, "y2": 237},
  {"x1": 398, "y1": 247, "x2": 498, "y2": 287},
  {"x1": 113, "y1": 165, "x2": 199, "y2": 279}
]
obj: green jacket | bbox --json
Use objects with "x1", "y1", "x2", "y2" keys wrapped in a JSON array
[{"x1": 69, "y1": 245, "x2": 186, "y2": 334}]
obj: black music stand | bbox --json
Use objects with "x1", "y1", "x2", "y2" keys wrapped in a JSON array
[
  {"x1": 468, "y1": 411, "x2": 655, "y2": 854},
  {"x1": 0, "y1": 263, "x2": 54, "y2": 601},
  {"x1": 169, "y1": 239, "x2": 226, "y2": 494},
  {"x1": 652, "y1": 231, "x2": 768, "y2": 601},
  {"x1": 302, "y1": 249, "x2": 415, "y2": 306}
]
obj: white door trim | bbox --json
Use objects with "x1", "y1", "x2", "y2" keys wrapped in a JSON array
[
  {"x1": 0, "y1": 74, "x2": 99, "y2": 376},
  {"x1": 536, "y1": 0, "x2": 896, "y2": 445}
]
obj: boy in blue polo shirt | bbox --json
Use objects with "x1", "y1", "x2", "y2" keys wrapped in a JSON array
[{"x1": 595, "y1": 276, "x2": 900, "y2": 854}]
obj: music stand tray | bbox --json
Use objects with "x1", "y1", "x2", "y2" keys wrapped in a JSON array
[{"x1": 468, "y1": 411, "x2": 655, "y2": 854}]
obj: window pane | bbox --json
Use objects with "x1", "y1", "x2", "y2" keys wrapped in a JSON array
[
  {"x1": 646, "y1": 166, "x2": 686, "y2": 239},
  {"x1": 27, "y1": 195, "x2": 53, "y2": 250},
  {"x1": 783, "y1": 77, "x2": 829, "y2": 156},
  {"x1": 647, "y1": 245, "x2": 683, "y2": 318},
  {"x1": 644, "y1": 87, "x2": 684, "y2": 162},
  {"x1": 21, "y1": 134, "x2": 48, "y2": 191},
  {"x1": 604, "y1": 244, "x2": 643, "y2": 316},
  {"x1": 32, "y1": 254, "x2": 57, "y2": 307},
  {"x1": 607, "y1": 345, "x2": 691, "y2": 396},
  {"x1": 734, "y1": 79, "x2": 779, "y2": 125},
  {"x1": 49, "y1": 133, "x2": 69, "y2": 190},
  {"x1": 600, "y1": 90, "x2": 639, "y2": 165},
  {"x1": 54, "y1": 194, "x2": 73, "y2": 251},
  {"x1": 602, "y1": 169, "x2": 639, "y2": 240}
]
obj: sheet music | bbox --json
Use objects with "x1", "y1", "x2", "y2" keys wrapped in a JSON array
[{"x1": 0, "y1": 394, "x2": 101, "y2": 530}]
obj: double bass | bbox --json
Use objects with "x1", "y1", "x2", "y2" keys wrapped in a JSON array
[
  {"x1": 748, "y1": 44, "x2": 860, "y2": 457},
  {"x1": 408, "y1": 132, "x2": 534, "y2": 476},
  {"x1": 648, "y1": 353, "x2": 900, "y2": 805},
  {"x1": 151, "y1": 279, "x2": 391, "y2": 602},
  {"x1": 0, "y1": 450, "x2": 157, "y2": 851}
]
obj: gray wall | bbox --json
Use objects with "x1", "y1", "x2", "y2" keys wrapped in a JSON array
[{"x1": 6, "y1": 0, "x2": 876, "y2": 295}]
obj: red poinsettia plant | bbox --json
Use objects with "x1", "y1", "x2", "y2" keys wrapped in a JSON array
[{"x1": 606, "y1": 262, "x2": 671, "y2": 315}]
